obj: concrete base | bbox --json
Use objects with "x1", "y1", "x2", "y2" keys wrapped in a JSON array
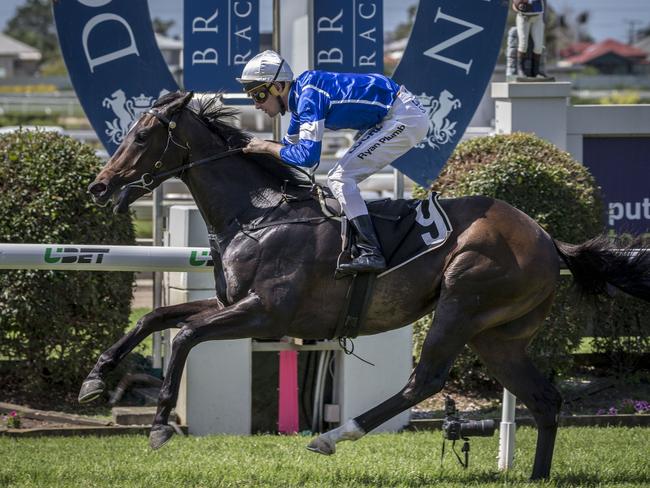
[
  {"x1": 492, "y1": 81, "x2": 571, "y2": 150},
  {"x1": 112, "y1": 406, "x2": 162, "y2": 426},
  {"x1": 506, "y1": 75, "x2": 556, "y2": 83}
]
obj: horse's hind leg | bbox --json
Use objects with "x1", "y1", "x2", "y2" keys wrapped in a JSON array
[
  {"x1": 308, "y1": 296, "x2": 474, "y2": 455},
  {"x1": 78, "y1": 298, "x2": 223, "y2": 403},
  {"x1": 471, "y1": 296, "x2": 562, "y2": 481}
]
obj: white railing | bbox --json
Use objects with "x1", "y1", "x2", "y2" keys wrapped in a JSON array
[{"x1": 0, "y1": 243, "x2": 212, "y2": 272}]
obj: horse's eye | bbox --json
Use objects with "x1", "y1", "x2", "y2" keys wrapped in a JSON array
[{"x1": 134, "y1": 130, "x2": 148, "y2": 144}]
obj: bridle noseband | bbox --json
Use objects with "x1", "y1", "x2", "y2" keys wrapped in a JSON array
[{"x1": 122, "y1": 107, "x2": 242, "y2": 192}]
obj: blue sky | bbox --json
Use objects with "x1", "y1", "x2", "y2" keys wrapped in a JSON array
[{"x1": 0, "y1": 0, "x2": 648, "y2": 43}]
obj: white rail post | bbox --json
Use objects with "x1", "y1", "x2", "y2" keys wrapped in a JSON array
[
  {"x1": 166, "y1": 205, "x2": 252, "y2": 435},
  {"x1": 498, "y1": 388, "x2": 517, "y2": 470}
]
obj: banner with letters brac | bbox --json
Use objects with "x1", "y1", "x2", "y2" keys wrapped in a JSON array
[
  {"x1": 390, "y1": 0, "x2": 508, "y2": 187},
  {"x1": 53, "y1": 0, "x2": 179, "y2": 155},
  {"x1": 311, "y1": 0, "x2": 383, "y2": 74},
  {"x1": 183, "y1": 0, "x2": 260, "y2": 93}
]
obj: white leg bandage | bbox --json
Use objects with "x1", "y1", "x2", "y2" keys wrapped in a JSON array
[{"x1": 307, "y1": 419, "x2": 366, "y2": 455}]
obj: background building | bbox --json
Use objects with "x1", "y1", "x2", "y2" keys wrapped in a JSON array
[{"x1": 0, "y1": 31, "x2": 40, "y2": 78}]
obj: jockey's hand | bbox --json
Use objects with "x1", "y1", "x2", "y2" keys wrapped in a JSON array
[
  {"x1": 243, "y1": 137, "x2": 282, "y2": 159},
  {"x1": 243, "y1": 137, "x2": 268, "y2": 154}
]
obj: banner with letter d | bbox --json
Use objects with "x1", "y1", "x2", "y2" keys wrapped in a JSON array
[{"x1": 53, "y1": 0, "x2": 179, "y2": 155}]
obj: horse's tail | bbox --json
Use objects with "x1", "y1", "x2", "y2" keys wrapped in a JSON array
[{"x1": 553, "y1": 236, "x2": 650, "y2": 302}]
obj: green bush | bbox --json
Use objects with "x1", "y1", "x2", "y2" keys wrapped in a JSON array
[
  {"x1": 0, "y1": 129, "x2": 134, "y2": 398},
  {"x1": 413, "y1": 132, "x2": 605, "y2": 390}
]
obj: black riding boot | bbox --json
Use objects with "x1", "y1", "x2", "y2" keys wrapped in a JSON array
[
  {"x1": 338, "y1": 215, "x2": 387, "y2": 275},
  {"x1": 531, "y1": 53, "x2": 540, "y2": 78},
  {"x1": 516, "y1": 51, "x2": 528, "y2": 77},
  {"x1": 532, "y1": 53, "x2": 549, "y2": 78}
]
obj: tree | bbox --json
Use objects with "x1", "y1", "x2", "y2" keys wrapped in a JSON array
[{"x1": 4, "y1": 0, "x2": 62, "y2": 69}]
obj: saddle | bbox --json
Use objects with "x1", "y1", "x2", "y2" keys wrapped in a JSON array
[
  {"x1": 319, "y1": 188, "x2": 453, "y2": 278},
  {"x1": 319, "y1": 187, "x2": 453, "y2": 339}
]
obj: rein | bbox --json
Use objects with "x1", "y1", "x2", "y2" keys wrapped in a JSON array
[
  {"x1": 123, "y1": 147, "x2": 244, "y2": 192},
  {"x1": 122, "y1": 107, "x2": 247, "y2": 192}
]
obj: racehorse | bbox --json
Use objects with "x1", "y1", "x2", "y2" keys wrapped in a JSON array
[{"x1": 84, "y1": 91, "x2": 650, "y2": 480}]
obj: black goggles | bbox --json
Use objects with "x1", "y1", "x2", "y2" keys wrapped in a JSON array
[
  {"x1": 247, "y1": 85, "x2": 272, "y2": 103},
  {"x1": 244, "y1": 59, "x2": 285, "y2": 103}
]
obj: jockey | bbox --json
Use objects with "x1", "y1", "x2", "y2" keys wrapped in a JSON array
[
  {"x1": 512, "y1": 0, "x2": 547, "y2": 77},
  {"x1": 238, "y1": 50, "x2": 428, "y2": 275}
]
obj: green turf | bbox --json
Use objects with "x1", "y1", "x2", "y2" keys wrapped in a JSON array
[{"x1": 0, "y1": 427, "x2": 648, "y2": 487}]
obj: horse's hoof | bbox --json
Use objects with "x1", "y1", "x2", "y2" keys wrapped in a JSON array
[
  {"x1": 149, "y1": 425, "x2": 175, "y2": 450},
  {"x1": 306, "y1": 435, "x2": 336, "y2": 455},
  {"x1": 78, "y1": 379, "x2": 105, "y2": 404}
]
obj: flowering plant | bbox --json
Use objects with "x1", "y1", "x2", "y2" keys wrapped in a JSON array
[
  {"x1": 597, "y1": 399, "x2": 650, "y2": 416},
  {"x1": 2, "y1": 411, "x2": 21, "y2": 429}
]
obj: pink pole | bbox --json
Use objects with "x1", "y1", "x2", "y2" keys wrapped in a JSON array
[{"x1": 278, "y1": 350, "x2": 299, "y2": 434}]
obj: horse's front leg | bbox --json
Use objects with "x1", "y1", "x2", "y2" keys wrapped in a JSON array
[
  {"x1": 149, "y1": 293, "x2": 276, "y2": 450},
  {"x1": 78, "y1": 298, "x2": 224, "y2": 403}
]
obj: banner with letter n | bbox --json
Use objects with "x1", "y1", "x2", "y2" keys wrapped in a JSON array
[
  {"x1": 311, "y1": 0, "x2": 383, "y2": 73},
  {"x1": 184, "y1": 0, "x2": 260, "y2": 95},
  {"x1": 390, "y1": 1, "x2": 508, "y2": 187},
  {"x1": 53, "y1": 0, "x2": 179, "y2": 155}
]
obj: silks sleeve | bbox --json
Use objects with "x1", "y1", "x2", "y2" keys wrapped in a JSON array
[
  {"x1": 282, "y1": 113, "x2": 300, "y2": 145},
  {"x1": 279, "y1": 87, "x2": 329, "y2": 168}
]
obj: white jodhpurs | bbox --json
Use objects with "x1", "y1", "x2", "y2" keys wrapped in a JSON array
[
  {"x1": 327, "y1": 87, "x2": 429, "y2": 219},
  {"x1": 516, "y1": 13, "x2": 545, "y2": 54}
]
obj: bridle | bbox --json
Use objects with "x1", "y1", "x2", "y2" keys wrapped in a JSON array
[
  {"x1": 120, "y1": 98, "x2": 315, "y2": 196},
  {"x1": 122, "y1": 106, "x2": 243, "y2": 192}
]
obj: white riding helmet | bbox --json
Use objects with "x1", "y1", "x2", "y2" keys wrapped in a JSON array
[{"x1": 236, "y1": 50, "x2": 294, "y2": 90}]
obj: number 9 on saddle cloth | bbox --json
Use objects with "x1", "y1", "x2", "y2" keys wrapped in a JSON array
[
  {"x1": 339, "y1": 192, "x2": 452, "y2": 278},
  {"x1": 332, "y1": 190, "x2": 452, "y2": 339}
]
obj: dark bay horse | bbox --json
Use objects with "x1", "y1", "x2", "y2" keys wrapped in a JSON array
[{"x1": 84, "y1": 91, "x2": 649, "y2": 480}]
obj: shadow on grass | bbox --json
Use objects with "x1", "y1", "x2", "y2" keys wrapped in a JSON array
[{"x1": 552, "y1": 471, "x2": 650, "y2": 487}]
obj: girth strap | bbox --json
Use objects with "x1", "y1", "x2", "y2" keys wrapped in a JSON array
[
  {"x1": 242, "y1": 216, "x2": 332, "y2": 231},
  {"x1": 332, "y1": 273, "x2": 376, "y2": 339}
]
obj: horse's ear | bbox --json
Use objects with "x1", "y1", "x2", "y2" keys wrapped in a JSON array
[{"x1": 166, "y1": 91, "x2": 194, "y2": 114}]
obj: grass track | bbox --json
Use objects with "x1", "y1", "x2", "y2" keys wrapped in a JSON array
[{"x1": 1, "y1": 427, "x2": 649, "y2": 487}]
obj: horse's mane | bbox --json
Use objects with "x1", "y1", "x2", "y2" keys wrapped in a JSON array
[{"x1": 154, "y1": 91, "x2": 312, "y2": 188}]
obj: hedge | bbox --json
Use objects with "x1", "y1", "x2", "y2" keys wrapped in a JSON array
[
  {"x1": 0, "y1": 129, "x2": 135, "y2": 398},
  {"x1": 413, "y1": 132, "x2": 606, "y2": 390}
]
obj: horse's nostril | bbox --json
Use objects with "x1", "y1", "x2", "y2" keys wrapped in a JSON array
[{"x1": 88, "y1": 181, "x2": 107, "y2": 197}]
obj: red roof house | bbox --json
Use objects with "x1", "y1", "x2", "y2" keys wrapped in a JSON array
[{"x1": 561, "y1": 39, "x2": 648, "y2": 74}]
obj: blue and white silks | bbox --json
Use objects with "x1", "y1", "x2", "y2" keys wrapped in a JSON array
[{"x1": 279, "y1": 71, "x2": 400, "y2": 168}]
